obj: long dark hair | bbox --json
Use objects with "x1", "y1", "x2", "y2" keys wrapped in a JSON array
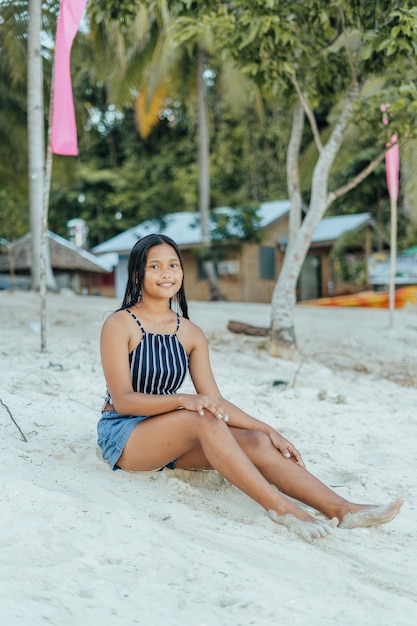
[{"x1": 118, "y1": 234, "x2": 189, "y2": 319}]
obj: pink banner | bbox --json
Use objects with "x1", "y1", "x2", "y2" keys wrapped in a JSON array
[
  {"x1": 385, "y1": 137, "x2": 399, "y2": 202},
  {"x1": 381, "y1": 105, "x2": 400, "y2": 202},
  {"x1": 51, "y1": 0, "x2": 88, "y2": 155}
]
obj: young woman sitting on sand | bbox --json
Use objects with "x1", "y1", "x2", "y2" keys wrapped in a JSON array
[{"x1": 97, "y1": 234, "x2": 403, "y2": 542}]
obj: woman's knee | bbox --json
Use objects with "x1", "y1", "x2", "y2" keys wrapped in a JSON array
[
  {"x1": 177, "y1": 409, "x2": 227, "y2": 437},
  {"x1": 234, "y1": 428, "x2": 272, "y2": 453}
]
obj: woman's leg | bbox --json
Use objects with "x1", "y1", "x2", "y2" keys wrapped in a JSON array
[
  {"x1": 118, "y1": 410, "x2": 331, "y2": 529},
  {"x1": 118, "y1": 413, "x2": 402, "y2": 533},
  {"x1": 224, "y1": 428, "x2": 403, "y2": 527}
]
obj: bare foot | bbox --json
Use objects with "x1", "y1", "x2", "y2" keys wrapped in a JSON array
[
  {"x1": 268, "y1": 510, "x2": 338, "y2": 542},
  {"x1": 338, "y1": 498, "x2": 403, "y2": 529}
]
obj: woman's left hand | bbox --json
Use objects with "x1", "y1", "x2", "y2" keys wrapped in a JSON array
[{"x1": 268, "y1": 430, "x2": 305, "y2": 467}]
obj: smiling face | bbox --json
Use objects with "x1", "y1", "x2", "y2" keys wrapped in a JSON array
[{"x1": 142, "y1": 243, "x2": 184, "y2": 300}]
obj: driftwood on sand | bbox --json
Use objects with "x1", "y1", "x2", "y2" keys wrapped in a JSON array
[{"x1": 227, "y1": 320, "x2": 270, "y2": 337}]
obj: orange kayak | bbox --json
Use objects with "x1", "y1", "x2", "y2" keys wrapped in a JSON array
[{"x1": 301, "y1": 286, "x2": 417, "y2": 308}]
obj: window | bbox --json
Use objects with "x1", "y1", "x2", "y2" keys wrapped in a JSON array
[
  {"x1": 197, "y1": 260, "x2": 215, "y2": 280},
  {"x1": 197, "y1": 260, "x2": 240, "y2": 279},
  {"x1": 259, "y1": 246, "x2": 275, "y2": 279}
]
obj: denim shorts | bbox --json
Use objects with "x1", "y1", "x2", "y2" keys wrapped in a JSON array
[{"x1": 97, "y1": 410, "x2": 177, "y2": 471}]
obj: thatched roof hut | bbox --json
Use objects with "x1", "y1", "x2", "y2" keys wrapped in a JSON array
[{"x1": 0, "y1": 231, "x2": 115, "y2": 295}]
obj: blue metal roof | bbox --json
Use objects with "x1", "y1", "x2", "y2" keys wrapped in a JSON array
[
  {"x1": 93, "y1": 200, "x2": 291, "y2": 254},
  {"x1": 400, "y1": 245, "x2": 417, "y2": 257},
  {"x1": 93, "y1": 204, "x2": 371, "y2": 255},
  {"x1": 311, "y1": 213, "x2": 372, "y2": 243}
]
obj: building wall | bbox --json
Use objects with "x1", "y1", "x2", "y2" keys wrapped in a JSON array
[
  {"x1": 182, "y1": 251, "x2": 210, "y2": 300},
  {"x1": 105, "y1": 215, "x2": 369, "y2": 303},
  {"x1": 54, "y1": 271, "x2": 104, "y2": 295},
  {"x1": 115, "y1": 255, "x2": 129, "y2": 300},
  {"x1": 240, "y1": 218, "x2": 288, "y2": 302},
  {"x1": 182, "y1": 249, "x2": 245, "y2": 301},
  {"x1": 181, "y1": 218, "x2": 289, "y2": 303}
]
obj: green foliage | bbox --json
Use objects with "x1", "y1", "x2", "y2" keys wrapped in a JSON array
[
  {"x1": 330, "y1": 208, "x2": 410, "y2": 284},
  {"x1": 0, "y1": 189, "x2": 28, "y2": 241},
  {"x1": 402, "y1": 137, "x2": 417, "y2": 227},
  {"x1": 202, "y1": 0, "x2": 417, "y2": 242},
  {"x1": 210, "y1": 99, "x2": 289, "y2": 207},
  {"x1": 402, "y1": 223, "x2": 417, "y2": 249},
  {"x1": 48, "y1": 105, "x2": 201, "y2": 245},
  {"x1": 91, "y1": 0, "x2": 142, "y2": 23},
  {"x1": 47, "y1": 89, "x2": 289, "y2": 247},
  {"x1": 209, "y1": 206, "x2": 264, "y2": 243},
  {"x1": 2, "y1": 0, "x2": 417, "y2": 257},
  {"x1": 0, "y1": 0, "x2": 57, "y2": 239},
  {"x1": 205, "y1": 0, "x2": 417, "y2": 139},
  {"x1": 191, "y1": 204, "x2": 264, "y2": 264},
  {"x1": 330, "y1": 230, "x2": 368, "y2": 285}
]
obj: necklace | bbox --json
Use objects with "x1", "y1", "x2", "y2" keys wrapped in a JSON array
[
  {"x1": 153, "y1": 315, "x2": 175, "y2": 333},
  {"x1": 134, "y1": 305, "x2": 176, "y2": 334}
]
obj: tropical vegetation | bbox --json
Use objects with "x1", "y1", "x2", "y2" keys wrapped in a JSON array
[{"x1": 1, "y1": 0, "x2": 417, "y2": 356}]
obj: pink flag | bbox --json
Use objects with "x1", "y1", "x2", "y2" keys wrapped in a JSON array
[
  {"x1": 51, "y1": 0, "x2": 88, "y2": 155},
  {"x1": 381, "y1": 104, "x2": 400, "y2": 202},
  {"x1": 385, "y1": 136, "x2": 399, "y2": 202}
]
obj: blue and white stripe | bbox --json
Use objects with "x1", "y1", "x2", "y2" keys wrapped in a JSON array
[{"x1": 128, "y1": 311, "x2": 188, "y2": 396}]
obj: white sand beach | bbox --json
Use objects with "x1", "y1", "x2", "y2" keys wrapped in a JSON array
[{"x1": 0, "y1": 290, "x2": 416, "y2": 626}]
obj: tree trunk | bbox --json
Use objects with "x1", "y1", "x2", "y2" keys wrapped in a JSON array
[
  {"x1": 268, "y1": 100, "x2": 305, "y2": 359},
  {"x1": 42, "y1": 88, "x2": 57, "y2": 292},
  {"x1": 269, "y1": 86, "x2": 359, "y2": 358},
  {"x1": 196, "y1": 43, "x2": 224, "y2": 300},
  {"x1": 286, "y1": 100, "x2": 304, "y2": 243},
  {"x1": 27, "y1": 0, "x2": 44, "y2": 291}
]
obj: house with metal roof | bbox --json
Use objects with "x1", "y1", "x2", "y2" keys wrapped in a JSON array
[
  {"x1": 93, "y1": 203, "x2": 373, "y2": 302},
  {"x1": 93, "y1": 201, "x2": 291, "y2": 254},
  {"x1": 278, "y1": 212, "x2": 373, "y2": 300}
]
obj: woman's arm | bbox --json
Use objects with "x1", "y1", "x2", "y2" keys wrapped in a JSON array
[
  {"x1": 100, "y1": 312, "x2": 185, "y2": 416},
  {"x1": 187, "y1": 323, "x2": 276, "y2": 432},
  {"x1": 100, "y1": 312, "x2": 229, "y2": 418},
  {"x1": 187, "y1": 322, "x2": 305, "y2": 466}
]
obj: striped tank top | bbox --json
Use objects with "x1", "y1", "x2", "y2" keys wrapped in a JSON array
[{"x1": 127, "y1": 310, "x2": 189, "y2": 396}]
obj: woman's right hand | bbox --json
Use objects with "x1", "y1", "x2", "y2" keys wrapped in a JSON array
[{"x1": 178, "y1": 393, "x2": 229, "y2": 422}]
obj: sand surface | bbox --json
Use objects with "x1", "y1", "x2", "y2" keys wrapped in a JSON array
[{"x1": 1, "y1": 290, "x2": 416, "y2": 625}]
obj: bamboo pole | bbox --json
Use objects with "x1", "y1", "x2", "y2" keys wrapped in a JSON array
[{"x1": 388, "y1": 193, "x2": 397, "y2": 329}]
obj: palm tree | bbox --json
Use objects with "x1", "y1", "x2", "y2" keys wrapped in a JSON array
[
  {"x1": 88, "y1": 1, "x2": 262, "y2": 299},
  {"x1": 0, "y1": 1, "x2": 32, "y2": 230},
  {"x1": 1, "y1": 0, "x2": 57, "y2": 295},
  {"x1": 27, "y1": 0, "x2": 46, "y2": 291}
]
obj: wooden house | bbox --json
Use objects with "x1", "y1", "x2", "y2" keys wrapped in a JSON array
[{"x1": 93, "y1": 202, "x2": 372, "y2": 303}]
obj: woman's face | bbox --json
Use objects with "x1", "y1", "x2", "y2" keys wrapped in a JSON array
[{"x1": 142, "y1": 243, "x2": 183, "y2": 300}]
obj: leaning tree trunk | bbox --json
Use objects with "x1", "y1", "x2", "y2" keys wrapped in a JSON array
[
  {"x1": 269, "y1": 85, "x2": 360, "y2": 359},
  {"x1": 286, "y1": 100, "x2": 304, "y2": 244},
  {"x1": 196, "y1": 44, "x2": 224, "y2": 300},
  {"x1": 267, "y1": 100, "x2": 305, "y2": 360}
]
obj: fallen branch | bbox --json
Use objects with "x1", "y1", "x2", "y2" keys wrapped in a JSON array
[
  {"x1": 227, "y1": 320, "x2": 270, "y2": 337},
  {"x1": 0, "y1": 397, "x2": 28, "y2": 442}
]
